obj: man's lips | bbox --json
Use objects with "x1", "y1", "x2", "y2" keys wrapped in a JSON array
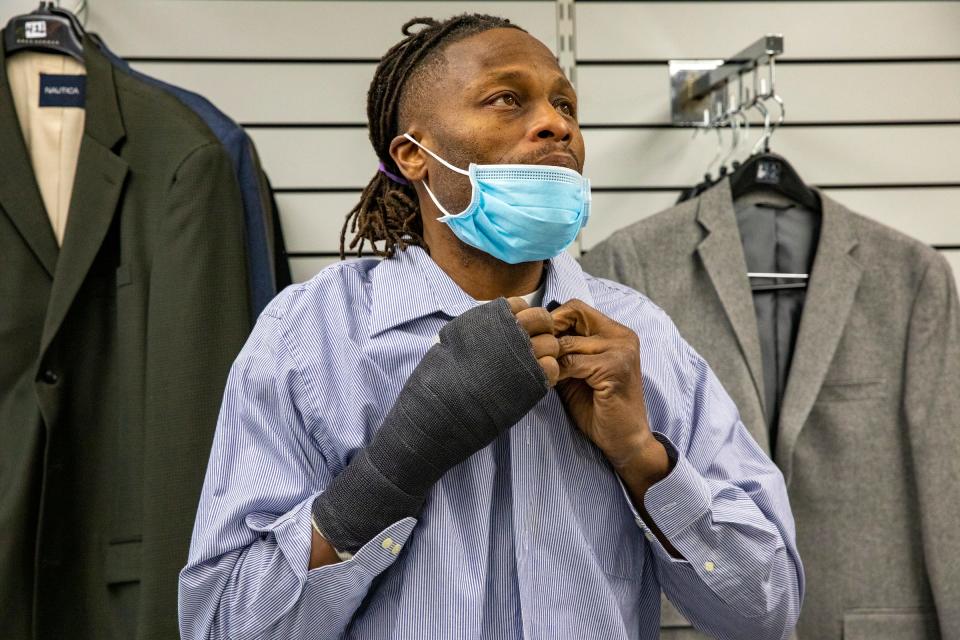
[{"x1": 532, "y1": 153, "x2": 580, "y2": 171}]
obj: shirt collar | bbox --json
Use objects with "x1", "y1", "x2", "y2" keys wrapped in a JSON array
[{"x1": 368, "y1": 246, "x2": 594, "y2": 338}]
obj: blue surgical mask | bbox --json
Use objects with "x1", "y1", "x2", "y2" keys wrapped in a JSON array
[{"x1": 404, "y1": 133, "x2": 590, "y2": 264}]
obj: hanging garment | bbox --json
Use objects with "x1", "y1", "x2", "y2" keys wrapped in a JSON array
[
  {"x1": 581, "y1": 177, "x2": 960, "y2": 640},
  {"x1": 0, "y1": 32, "x2": 253, "y2": 640},
  {"x1": 92, "y1": 34, "x2": 291, "y2": 315}
]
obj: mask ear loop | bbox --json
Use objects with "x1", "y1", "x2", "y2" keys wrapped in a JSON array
[
  {"x1": 403, "y1": 133, "x2": 469, "y2": 176},
  {"x1": 402, "y1": 133, "x2": 471, "y2": 218}
]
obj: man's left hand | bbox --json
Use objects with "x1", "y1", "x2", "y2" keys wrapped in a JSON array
[{"x1": 551, "y1": 299, "x2": 671, "y2": 491}]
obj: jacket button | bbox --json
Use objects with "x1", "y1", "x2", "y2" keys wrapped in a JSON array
[{"x1": 40, "y1": 370, "x2": 59, "y2": 384}]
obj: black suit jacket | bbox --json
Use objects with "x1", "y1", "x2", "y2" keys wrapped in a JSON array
[{"x1": 0, "y1": 32, "x2": 252, "y2": 639}]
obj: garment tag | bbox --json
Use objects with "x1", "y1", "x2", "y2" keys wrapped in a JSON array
[
  {"x1": 755, "y1": 159, "x2": 782, "y2": 185},
  {"x1": 25, "y1": 20, "x2": 48, "y2": 39},
  {"x1": 39, "y1": 74, "x2": 86, "y2": 108}
]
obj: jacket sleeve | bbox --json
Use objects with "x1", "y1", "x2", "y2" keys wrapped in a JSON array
[
  {"x1": 904, "y1": 252, "x2": 960, "y2": 639},
  {"x1": 178, "y1": 305, "x2": 415, "y2": 640},
  {"x1": 140, "y1": 141, "x2": 253, "y2": 637},
  {"x1": 623, "y1": 308, "x2": 804, "y2": 640}
]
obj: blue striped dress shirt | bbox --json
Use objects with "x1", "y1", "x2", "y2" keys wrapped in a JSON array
[{"x1": 179, "y1": 245, "x2": 804, "y2": 640}]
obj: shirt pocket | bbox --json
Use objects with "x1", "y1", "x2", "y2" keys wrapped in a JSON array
[{"x1": 843, "y1": 608, "x2": 938, "y2": 640}]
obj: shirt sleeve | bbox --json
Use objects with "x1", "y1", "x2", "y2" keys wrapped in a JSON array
[
  {"x1": 623, "y1": 343, "x2": 804, "y2": 640},
  {"x1": 178, "y1": 306, "x2": 415, "y2": 640}
]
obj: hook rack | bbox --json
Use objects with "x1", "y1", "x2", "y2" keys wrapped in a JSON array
[{"x1": 669, "y1": 34, "x2": 784, "y2": 126}]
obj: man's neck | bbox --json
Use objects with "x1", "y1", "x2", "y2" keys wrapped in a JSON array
[{"x1": 425, "y1": 239, "x2": 546, "y2": 301}]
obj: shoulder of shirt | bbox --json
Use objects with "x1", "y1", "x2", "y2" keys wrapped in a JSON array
[
  {"x1": 582, "y1": 270, "x2": 666, "y2": 320},
  {"x1": 582, "y1": 270, "x2": 698, "y2": 361},
  {"x1": 259, "y1": 258, "x2": 379, "y2": 323}
]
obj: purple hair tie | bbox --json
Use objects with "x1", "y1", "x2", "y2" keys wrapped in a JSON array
[{"x1": 378, "y1": 162, "x2": 409, "y2": 186}]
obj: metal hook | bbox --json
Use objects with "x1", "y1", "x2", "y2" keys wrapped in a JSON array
[
  {"x1": 763, "y1": 58, "x2": 785, "y2": 150},
  {"x1": 718, "y1": 84, "x2": 743, "y2": 173},
  {"x1": 705, "y1": 124, "x2": 725, "y2": 177},
  {"x1": 750, "y1": 95, "x2": 771, "y2": 155}
]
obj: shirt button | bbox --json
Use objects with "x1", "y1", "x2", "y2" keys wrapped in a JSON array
[
  {"x1": 644, "y1": 530, "x2": 655, "y2": 542},
  {"x1": 704, "y1": 561, "x2": 716, "y2": 573},
  {"x1": 40, "y1": 370, "x2": 59, "y2": 384},
  {"x1": 381, "y1": 537, "x2": 394, "y2": 550},
  {"x1": 391, "y1": 543, "x2": 402, "y2": 555}
]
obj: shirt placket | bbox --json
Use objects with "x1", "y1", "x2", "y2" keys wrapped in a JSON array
[{"x1": 511, "y1": 405, "x2": 552, "y2": 639}]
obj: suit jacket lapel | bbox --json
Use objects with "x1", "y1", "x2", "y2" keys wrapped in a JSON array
[
  {"x1": 695, "y1": 180, "x2": 768, "y2": 436},
  {"x1": 0, "y1": 34, "x2": 59, "y2": 278},
  {"x1": 775, "y1": 193, "x2": 862, "y2": 483},
  {"x1": 40, "y1": 36, "x2": 128, "y2": 354}
]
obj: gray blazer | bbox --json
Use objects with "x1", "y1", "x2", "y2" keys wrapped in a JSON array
[{"x1": 581, "y1": 179, "x2": 960, "y2": 640}]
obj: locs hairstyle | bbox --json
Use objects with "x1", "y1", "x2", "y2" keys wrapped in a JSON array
[{"x1": 340, "y1": 14, "x2": 525, "y2": 259}]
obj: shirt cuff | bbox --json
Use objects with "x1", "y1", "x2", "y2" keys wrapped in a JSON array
[
  {"x1": 250, "y1": 493, "x2": 417, "y2": 586},
  {"x1": 616, "y1": 431, "x2": 711, "y2": 562}
]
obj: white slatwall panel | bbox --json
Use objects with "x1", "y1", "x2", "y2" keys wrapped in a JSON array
[
  {"x1": 245, "y1": 126, "x2": 960, "y2": 188},
  {"x1": 88, "y1": 1, "x2": 557, "y2": 58},
  {"x1": 52, "y1": 0, "x2": 960, "y2": 288},
  {"x1": 133, "y1": 63, "x2": 375, "y2": 124},
  {"x1": 577, "y1": 63, "x2": 960, "y2": 124},
  {"x1": 290, "y1": 257, "x2": 344, "y2": 283},
  {"x1": 575, "y1": 1, "x2": 960, "y2": 60},
  {"x1": 583, "y1": 126, "x2": 960, "y2": 187}
]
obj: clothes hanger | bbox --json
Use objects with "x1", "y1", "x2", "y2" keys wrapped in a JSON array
[
  {"x1": 736, "y1": 87, "x2": 815, "y2": 293},
  {"x1": 4, "y1": 1, "x2": 85, "y2": 62},
  {"x1": 728, "y1": 64, "x2": 820, "y2": 213}
]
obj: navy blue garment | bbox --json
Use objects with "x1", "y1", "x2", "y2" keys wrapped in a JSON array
[{"x1": 93, "y1": 34, "x2": 288, "y2": 319}]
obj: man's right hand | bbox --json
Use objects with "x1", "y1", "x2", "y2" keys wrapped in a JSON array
[{"x1": 507, "y1": 297, "x2": 561, "y2": 387}]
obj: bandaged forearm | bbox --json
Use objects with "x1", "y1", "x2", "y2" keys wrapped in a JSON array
[{"x1": 311, "y1": 298, "x2": 549, "y2": 553}]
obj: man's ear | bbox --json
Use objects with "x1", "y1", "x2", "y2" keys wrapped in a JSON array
[{"x1": 389, "y1": 133, "x2": 427, "y2": 182}]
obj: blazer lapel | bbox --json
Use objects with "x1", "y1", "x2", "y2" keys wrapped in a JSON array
[
  {"x1": 0, "y1": 35, "x2": 59, "y2": 278},
  {"x1": 40, "y1": 36, "x2": 128, "y2": 354},
  {"x1": 775, "y1": 193, "x2": 862, "y2": 483},
  {"x1": 695, "y1": 180, "x2": 768, "y2": 435}
]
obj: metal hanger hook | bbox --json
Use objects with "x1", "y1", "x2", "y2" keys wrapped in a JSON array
[
  {"x1": 705, "y1": 124, "x2": 725, "y2": 177},
  {"x1": 750, "y1": 98, "x2": 771, "y2": 155}
]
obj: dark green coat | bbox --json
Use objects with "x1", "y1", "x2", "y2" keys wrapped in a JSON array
[{"x1": 0, "y1": 33, "x2": 252, "y2": 639}]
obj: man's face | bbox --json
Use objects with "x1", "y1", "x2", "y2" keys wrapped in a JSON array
[{"x1": 403, "y1": 27, "x2": 586, "y2": 220}]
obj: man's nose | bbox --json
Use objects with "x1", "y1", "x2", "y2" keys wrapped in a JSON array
[{"x1": 530, "y1": 101, "x2": 573, "y2": 142}]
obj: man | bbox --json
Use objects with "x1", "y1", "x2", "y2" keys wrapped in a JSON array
[{"x1": 179, "y1": 14, "x2": 803, "y2": 640}]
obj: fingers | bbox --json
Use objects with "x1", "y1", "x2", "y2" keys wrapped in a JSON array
[
  {"x1": 557, "y1": 352, "x2": 605, "y2": 381},
  {"x1": 551, "y1": 298, "x2": 622, "y2": 338},
  {"x1": 557, "y1": 334, "x2": 608, "y2": 356},
  {"x1": 506, "y1": 296, "x2": 530, "y2": 315},
  {"x1": 538, "y1": 356, "x2": 560, "y2": 387},
  {"x1": 515, "y1": 307, "x2": 554, "y2": 338},
  {"x1": 530, "y1": 333, "x2": 561, "y2": 360}
]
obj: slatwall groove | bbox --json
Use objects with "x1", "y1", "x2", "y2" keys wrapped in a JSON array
[{"x1": 578, "y1": 58, "x2": 960, "y2": 65}]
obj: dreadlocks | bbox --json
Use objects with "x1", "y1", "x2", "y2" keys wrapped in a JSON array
[{"x1": 340, "y1": 14, "x2": 525, "y2": 259}]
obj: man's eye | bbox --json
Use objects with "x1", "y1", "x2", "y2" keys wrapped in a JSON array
[
  {"x1": 493, "y1": 93, "x2": 519, "y2": 107},
  {"x1": 556, "y1": 101, "x2": 575, "y2": 116}
]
